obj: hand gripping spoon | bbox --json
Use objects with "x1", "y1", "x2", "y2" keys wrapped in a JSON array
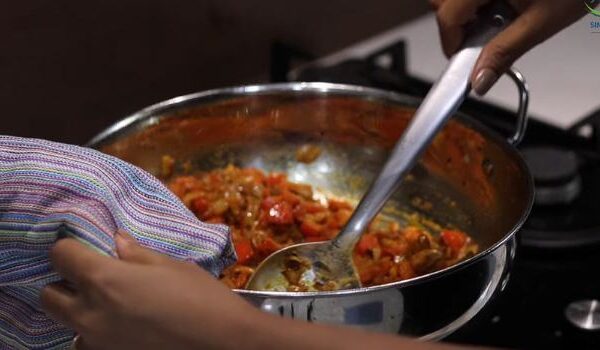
[{"x1": 247, "y1": 1, "x2": 516, "y2": 292}]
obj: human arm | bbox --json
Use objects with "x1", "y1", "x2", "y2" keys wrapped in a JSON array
[
  {"x1": 431, "y1": 0, "x2": 594, "y2": 95},
  {"x1": 41, "y1": 232, "x2": 483, "y2": 350}
]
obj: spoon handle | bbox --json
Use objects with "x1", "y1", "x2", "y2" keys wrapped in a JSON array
[{"x1": 334, "y1": 1, "x2": 516, "y2": 250}]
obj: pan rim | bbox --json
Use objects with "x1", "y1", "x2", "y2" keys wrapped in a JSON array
[{"x1": 86, "y1": 82, "x2": 534, "y2": 298}]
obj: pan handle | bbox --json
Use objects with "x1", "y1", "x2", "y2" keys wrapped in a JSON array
[{"x1": 505, "y1": 67, "x2": 529, "y2": 146}]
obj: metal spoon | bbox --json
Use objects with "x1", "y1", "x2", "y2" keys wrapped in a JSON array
[{"x1": 246, "y1": 1, "x2": 516, "y2": 292}]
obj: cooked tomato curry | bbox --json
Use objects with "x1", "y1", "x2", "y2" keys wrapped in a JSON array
[{"x1": 167, "y1": 165, "x2": 478, "y2": 291}]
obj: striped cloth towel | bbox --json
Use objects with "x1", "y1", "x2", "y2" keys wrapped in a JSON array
[{"x1": 0, "y1": 136, "x2": 235, "y2": 349}]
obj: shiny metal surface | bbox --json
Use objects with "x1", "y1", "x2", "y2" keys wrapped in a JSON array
[
  {"x1": 565, "y1": 300, "x2": 600, "y2": 331},
  {"x1": 88, "y1": 82, "x2": 534, "y2": 339},
  {"x1": 246, "y1": 240, "x2": 361, "y2": 291},
  {"x1": 248, "y1": 3, "x2": 528, "y2": 291},
  {"x1": 505, "y1": 69, "x2": 529, "y2": 146}
]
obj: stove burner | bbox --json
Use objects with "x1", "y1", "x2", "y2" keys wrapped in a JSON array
[
  {"x1": 521, "y1": 147, "x2": 582, "y2": 205},
  {"x1": 520, "y1": 146, "x2": 600, "y2": 249},
  {"x1": 565, "y1": 300, "x2": 600, "y2": 331}
]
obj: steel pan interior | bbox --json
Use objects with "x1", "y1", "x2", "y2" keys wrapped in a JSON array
[
  {"x1": 89, "y1": 83, "x2": 533, "y2": 295},
  {"x1": 88, "y1": 83, "x2": 534, "y2": 338}
]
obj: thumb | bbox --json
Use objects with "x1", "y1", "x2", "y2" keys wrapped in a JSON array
[{"x1": 114, "y1": 230, "x2": 173, "y2": 265}]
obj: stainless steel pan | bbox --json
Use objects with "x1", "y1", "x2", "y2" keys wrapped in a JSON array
[{"x1": 88, "y1": 82, "x2": 534, "y2": 340}]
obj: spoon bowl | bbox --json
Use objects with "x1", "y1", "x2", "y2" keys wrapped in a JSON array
[{"x1": 246, "y1": 241, "x2": 360, "y2": 291}]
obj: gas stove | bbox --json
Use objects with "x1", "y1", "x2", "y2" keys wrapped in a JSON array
[{"x1": 271, "y1": 40, "x2": 600, "y2": 349}]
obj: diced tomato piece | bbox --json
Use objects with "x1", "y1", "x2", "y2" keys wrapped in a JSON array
[
  {"x1": 292, "y1": 205, "x2": 306, "y2": 220},
  {"x1": 326, "y1": 217, "x2": 341, "y2": 230},
  {"x1": 300, "y1": 220, "x2": 323, "y2": 237},
  {"x1": 281, "y1": 191, "x2": 301, "y2": 206},
  {"x1": 403, "y1": 227, "x2": 422, "y2": 243},
  {"x1": 234, "y1": 240, "x2": 254, "y2": 264},
  {"x1": 208, "y1": 173, "x2": 222, "y2": 185},
  {"x1": 254, "y1": 236, "x2": 281, "y2": 255},
  {"x1": 356, "y1": 234, "x2": 380, "y2": 255},
  {"x1": 191, "y1": 197, "x2": 209, "y2": 215},
  {"x1": 398, "y1": 260, "x2": 416, "y2": 280},
  {"x1": 304, "y1": 202, "x2": 326, "y2": 214},
  {"x1": 359, "y1": 268, "x2": 376, "y2": 284},
  {"x1": 354, "y1": 259, "x2": 378, "y2": 285},
  {"x1": 261, "y1": 196, "x2": 294, "y2": 225},
  {"x1": 441, "y1": 230, "x2": 468, "y2": 253},
  {"x1": 271, "y1": 202, "x2": 293, "y2": 224},
  {"x1": 265, "y1": 173, "x2": 286, "y2": 186},
  {"x1": 333, "y1": 209, "x2": 352, "y2": 226},
  {"x1": 381, "y1": 240, "x2": 409, "y2": 256},
  {"x1": 261, "y1": 196, "x2": 277, "y2": 210},
  {"x1": 328, "y1": 199, "x2": 353, "y2": 211},
  {"x1": 205, "y1": 216, "x2": 225, "y2": 224},
  {"x1": 377, "y1": 258, "x2": 393, "y2": 275}
]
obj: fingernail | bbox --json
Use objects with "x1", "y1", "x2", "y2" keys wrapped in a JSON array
[{"x1": 473, "y1": 68, "x2": 499, "y2": 96}]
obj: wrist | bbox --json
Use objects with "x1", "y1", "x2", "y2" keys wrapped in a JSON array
[
  {"x1": 234, "y1": 308, "x2": 280, "y2": 350},
  {"x1": 199, "y1": 302, "x2": 276, "y2": 350}
]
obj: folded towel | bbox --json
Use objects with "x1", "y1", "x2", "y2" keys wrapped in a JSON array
[{"x1": 0, "y1": 136, "x2": 235, "y2": 349}]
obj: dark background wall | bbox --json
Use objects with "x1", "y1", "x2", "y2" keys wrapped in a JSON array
[{"x1": 0, "y1": 1, "x2": 430, "y2": 144}]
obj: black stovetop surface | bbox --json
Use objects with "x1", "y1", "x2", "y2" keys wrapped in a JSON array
[
  {"x1": 447, "y1": 246, "x2": 600, "y2": 349},
  {"x1": 275, "y1": 40, "x2": 600, "y2": 349}
]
